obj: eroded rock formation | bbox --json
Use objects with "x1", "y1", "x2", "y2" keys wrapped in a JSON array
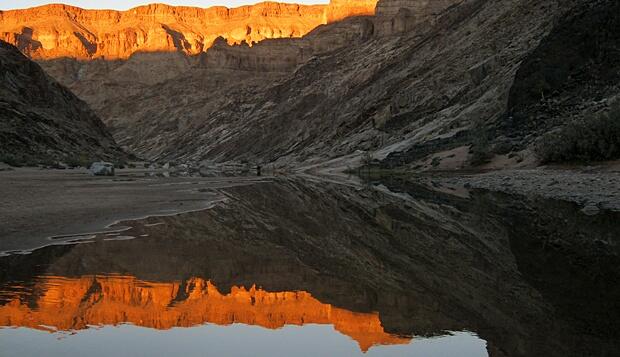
[{"x1": 0, "y1": 1, "x2": 377, "y2": 60}]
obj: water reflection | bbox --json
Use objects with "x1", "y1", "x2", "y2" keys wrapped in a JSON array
[
  {"x1": 0, "y1": 177, "x2": 618, "y2": 356},
  {"x1": 0, "y1": 276, "x2": 409, "y2": 352},
  {"x1": 1, "y1": 326, "x2": 486, "y2": 357}
]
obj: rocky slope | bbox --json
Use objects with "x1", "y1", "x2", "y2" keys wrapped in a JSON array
[
  {"x1": 0, "y1": 1, "x2": 379, "y2": 160},
  {"x1": 500, "y1": 0, "x2": 620, "y2": 150},
  {"x1": 0, "y1": 41, "x2": 124, "y2": 165},
  {"x1": 198, "y1": 0, "x2": 616, "y2": 170},
  {"x1": 131, "y1": 0, "x2": 581, "y2": 165},
  {"x1": 3, "y1": 0, "x2": 617, "y2": 170}
]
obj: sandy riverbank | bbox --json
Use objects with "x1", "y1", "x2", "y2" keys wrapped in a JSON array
[{"x1": 0, "y1": 167, "x2": 269, "y2": 253}]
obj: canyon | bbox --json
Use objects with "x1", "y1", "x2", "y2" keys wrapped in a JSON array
[
  {"x1": 1, "y1": 0, "x2": 618, "y2": 170},
  {"x1": 1, "y1": 2, "x2": 619, "y2": 355}
]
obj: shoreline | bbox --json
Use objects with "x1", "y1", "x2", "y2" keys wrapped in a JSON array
[
  {"x1": 2, "y1": 164, "x2": 619, "y2": 254},
  {"x1": 0, "y1": 167, "x2": 270, "y2": 253},
  {"x1": 438, "y1": 168, "x2": 620, "y2": 213}
]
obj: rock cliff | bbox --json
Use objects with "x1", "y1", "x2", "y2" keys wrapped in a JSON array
[
  {"x1": 3, "y1": 0, "x2": 617, "y2": 169},
  {"x1": 0, "y1": 41, "x2": 124, "y2": 165},
  {"x1": 0, "y1": 1, "x2": 376, "y2": 60},
  {"x1": 121, "y1": 0, "x2": 595, "y2": 166}
]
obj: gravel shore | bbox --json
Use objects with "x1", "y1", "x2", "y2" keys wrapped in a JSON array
[{"x1": 440, "y1": 169, "x2": 620, "y2": 213}]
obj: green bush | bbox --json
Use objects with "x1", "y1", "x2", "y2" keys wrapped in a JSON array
[{"x1": 536, "y1": 104, "x2": 620, "y2": 163}]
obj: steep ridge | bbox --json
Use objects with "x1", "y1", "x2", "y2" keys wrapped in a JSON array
[
  {"x1": 134, "y1": 0, "x2": 584, "y2": 165},
  {"x1": 177, "y1": 0, "x2": 615, "y2": 169},
  {"x1": 3, "y1": 0, "x2": 615, "y2": 169},
  {"x1": 99, "y1": 15, "x2": 376, "y2": 156},
  {"x1": 0, "y1": 41, "x2": 124, "y2": 165}
]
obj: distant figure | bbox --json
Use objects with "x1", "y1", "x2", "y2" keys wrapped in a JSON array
[{"x1": 257, "y1": 165, "x2": 262, "y2": 176}]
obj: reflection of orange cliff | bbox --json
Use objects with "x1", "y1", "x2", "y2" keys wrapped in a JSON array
[
  {"x1": 0, "y1": 0, "x2": 377, "y2": 60},
  {"x1": 0, "y1": 275, "x2": 410, "y2": 352}
]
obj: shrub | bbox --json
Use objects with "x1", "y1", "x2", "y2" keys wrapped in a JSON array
[
  {"x1": 64, "y1": 155, "x2": 92, "y2": 168},
  {"x1": 0, "y1": 153, "x2": 22, "y2": 167},
  {"x1": 0, "y1": 153, "x2": 40, "y2": 167},
  {"x1": 469, "y1": 117, "x2": 494, "y2": 166},
  {"x1": 536, "y1": 104, "x2": 620, "y2": 163}
]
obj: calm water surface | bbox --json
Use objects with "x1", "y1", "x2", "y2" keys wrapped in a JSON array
[{"x1": 0, "y1": 177, "x2": 618, "y2": 356}]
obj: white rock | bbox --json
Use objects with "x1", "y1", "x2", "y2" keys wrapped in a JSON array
[{"x1": 90, "y1": 162, "x2": 115, "y2": 176}]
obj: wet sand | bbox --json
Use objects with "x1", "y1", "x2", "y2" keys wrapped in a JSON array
[{"x1": 0, "y1": 167, "x2": 269, "y2": 253}]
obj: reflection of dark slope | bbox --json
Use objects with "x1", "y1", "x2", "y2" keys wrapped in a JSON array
[
  {"x1": 377, "y1": 178, "x2": 620, "y2": 357},
  {"x1": 1, "y1": 179, "x2": 619, "y2": 356},
  {"x1": 502, "y1": 199, "x2": 620, "y2": 356}
]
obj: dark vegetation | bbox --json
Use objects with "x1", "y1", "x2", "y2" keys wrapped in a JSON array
[
  {"x1": 501, "y1": 0, "x2": 620, "y2": 162},
  {"x1": 0, "y1": 152, "x2": 129, "y2": 169},
  {"x1": 0, "y1": 153, "x2": 62, "y2": 168},
  {"x1": 469, "y1": 117, "x2": 494, "y2": 166},
  {"x1": 536, "y1": 104, "x2": 620, "y2": 163}
]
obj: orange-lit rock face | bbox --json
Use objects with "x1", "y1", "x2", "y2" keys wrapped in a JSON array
[
  {"x1": 0, "y1": 275, "x2": 409, "y2": 352},
  {"x1": 0, "y1": 1, "x2": 377, "y2": 60}
]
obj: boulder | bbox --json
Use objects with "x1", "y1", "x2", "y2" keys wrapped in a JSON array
[
  {"x1": 90, "y1": 162, "x2": 115, "y2": 176},
  {"x1": 580, "y1": 203, "x2": 600, "y2": 216}
]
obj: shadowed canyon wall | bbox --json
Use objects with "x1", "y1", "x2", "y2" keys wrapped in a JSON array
[{"x1": 0, "y1": 41, "x2": 125, "y2": 163}]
